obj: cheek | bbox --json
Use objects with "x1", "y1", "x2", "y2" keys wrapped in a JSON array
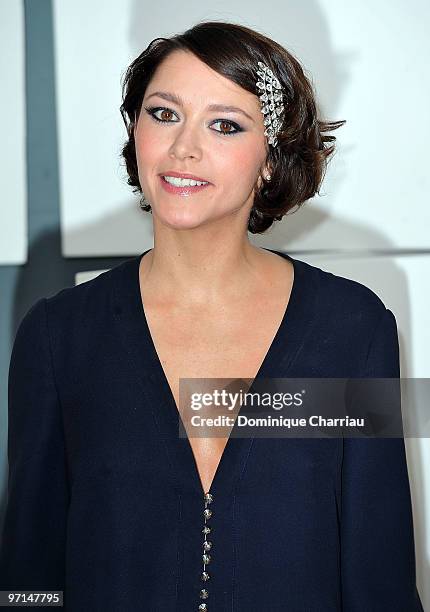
[
  {"x1": 135, "y1": 126, "x2": 160, "y2": 167},
  {"x1": 134, "y1": 127, "x2": 165, "y2": 190},
  {"x1": 217, "y1": 145, "x2": 262, "y2": 191}
]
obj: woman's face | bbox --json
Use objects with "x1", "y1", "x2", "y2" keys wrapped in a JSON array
[{"x1": 134, "y1": 50, "x2": 269, "y2": 230}]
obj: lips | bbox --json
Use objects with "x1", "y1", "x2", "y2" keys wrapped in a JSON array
[
  {"x1": 159, "y1": 171, "x2": 210, "y2": 183},
  {"x1": 159, "y1": 175, "x2": 211, "y2": 196}
]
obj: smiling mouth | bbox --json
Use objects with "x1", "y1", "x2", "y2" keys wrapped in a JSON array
[{"x1": 159, "y1": 175, "x2": 211, "y2": 195}]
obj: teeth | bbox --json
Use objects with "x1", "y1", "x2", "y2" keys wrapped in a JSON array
[{"x1": 163, "y1": 176, "x2": 208, "y2": 187}]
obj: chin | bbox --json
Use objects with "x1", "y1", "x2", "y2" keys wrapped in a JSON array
[{"x1": 154, "y1": 206, "x2": 210, "y2": 230}]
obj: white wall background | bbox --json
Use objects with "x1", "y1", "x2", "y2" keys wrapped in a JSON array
[{"x1": 0, "y1": 0, "x2": 27, "y2": 264}]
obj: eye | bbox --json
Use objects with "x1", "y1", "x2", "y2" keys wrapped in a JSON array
[
  {"x1": 210, "y1": 119, "x2": 242, "y2": 137},
  {"x1": 144, "y1": 106, "x2": 179, "y2": 123}
]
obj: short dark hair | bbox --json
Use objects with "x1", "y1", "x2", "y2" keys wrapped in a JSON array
[{"x1": 120, "y1": 20, "x2": 345, "y2": 234}]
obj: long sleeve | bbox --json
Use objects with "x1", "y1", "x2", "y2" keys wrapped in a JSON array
[
  {"x1": 0, "y1": 298, "x2": 69, "y2": 591},
  {"x1": 340, "y1": 308, "x2": 424, "y2": 611}
]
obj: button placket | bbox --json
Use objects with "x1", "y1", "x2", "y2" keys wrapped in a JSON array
[{"x1": 199, "y1": 492, "x2": 213, "y2": 610}]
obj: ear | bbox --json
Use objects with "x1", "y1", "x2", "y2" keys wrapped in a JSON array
[
  {"x1": 256, "y1": 163, "x2": 273, "y2": 190},
  {"x1": 263, "y1": 163, "x2": 273, "y2": 179}
]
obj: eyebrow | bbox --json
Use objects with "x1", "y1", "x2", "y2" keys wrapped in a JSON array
[{"x1": 144, "y1": 90, "x2": 255, "y2": 123}]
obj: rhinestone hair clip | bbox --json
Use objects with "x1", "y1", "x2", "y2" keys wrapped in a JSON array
[{"x1": 255, "y1": 60, "x2": 285, "y2": 147}]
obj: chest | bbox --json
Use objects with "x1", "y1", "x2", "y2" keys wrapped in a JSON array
[{"x1": 143, "y1": 295, "x2": 290, "y2": 493}]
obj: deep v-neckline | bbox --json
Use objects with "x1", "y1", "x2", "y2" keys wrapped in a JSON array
[
  {"x1": 133, "y1": 246, "x2": 300, "y2": 498},
  {"x1": 113, "y1": 246, "x2": 313, "y2": 501}
]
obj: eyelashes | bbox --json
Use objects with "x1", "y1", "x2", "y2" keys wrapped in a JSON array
[{"x1": 143, "y1": 105, "x2": 243, "y2": 137}]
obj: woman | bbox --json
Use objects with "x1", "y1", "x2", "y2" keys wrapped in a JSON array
[{"x1": 0, "y1": 20, "x2": 423, "y2": 611}]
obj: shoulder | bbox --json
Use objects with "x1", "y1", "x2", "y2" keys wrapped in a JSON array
[
  {"x1": 47, "y1": 258, "x2": 126, "y2": 307},
  {"x1": 289, "y1": 255, "x2": 398, "y2": 368},
  {"x1": 288, "y1": 256, "x2": 399, "y2": 376},
  {"x1": 16, "y1": 256, "x2": 138, "y2": 340},
  {"x1": 48, "y1": 255, "x2": 139, "y2": 313},
  {"x1": 292, "y1": 255, "x2": 391, "y2": 328}
]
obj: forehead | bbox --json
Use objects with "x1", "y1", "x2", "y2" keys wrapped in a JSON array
[{"x1": 146, "y1": 50, "x2": 259, "y2": 112}]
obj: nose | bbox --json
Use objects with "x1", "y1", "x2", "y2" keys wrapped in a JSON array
[{"x1": 168, "y1": 121, "x2": 203, "y2": 161}]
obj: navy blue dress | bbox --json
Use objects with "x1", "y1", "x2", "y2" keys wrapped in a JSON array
[{"x1": 0, "y1": 248, "x2": 424, "y2": 611}]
